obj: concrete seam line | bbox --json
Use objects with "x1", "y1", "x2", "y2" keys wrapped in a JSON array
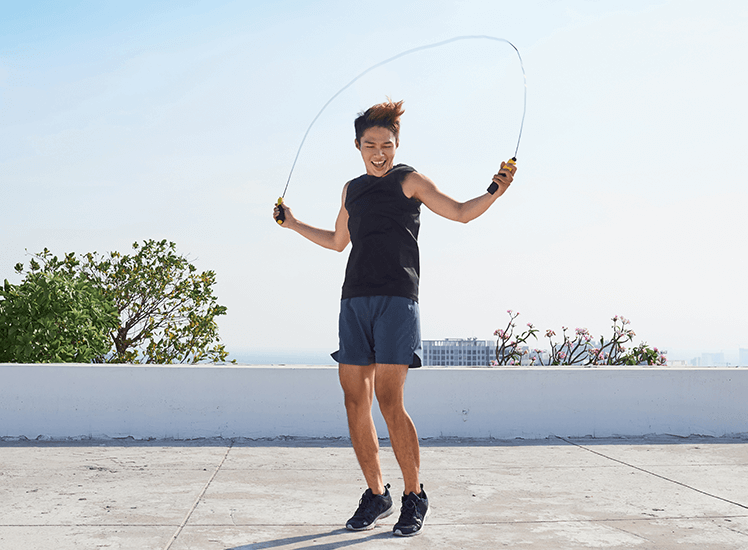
[
  {"x1": 558, "y1": 436, "x2": 748, "y2": 511},
  {"x1": 162, "y1": 441, "x2": 234, "y2": 550}
]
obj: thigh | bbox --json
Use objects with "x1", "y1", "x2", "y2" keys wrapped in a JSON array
[
  {"x1": 338, "y1": 363, "x2": 377, "y2": 401},
  {"x1": 373, "y1": 363, "x2": 409, "y2": 406}
]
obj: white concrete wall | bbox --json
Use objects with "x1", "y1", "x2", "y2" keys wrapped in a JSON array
[{"x1": 1, "y1": 364, "x2": 746, "y2": 440}]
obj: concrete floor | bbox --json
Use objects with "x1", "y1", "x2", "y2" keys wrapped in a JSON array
[{"x1": 1, "y1": 435, "x2": 747, "y2": 550}]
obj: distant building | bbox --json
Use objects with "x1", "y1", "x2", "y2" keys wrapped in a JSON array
[
  {"x1": 701, "y1": 352, "x2": 726, "y2": 366},
  {"x1": 422, "y1": 338, "x2": 494, "y2": 367}
]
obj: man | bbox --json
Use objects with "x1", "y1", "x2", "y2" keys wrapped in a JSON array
[{"x1": 273, "y1": 98, "x2": 515, "y2": 536}]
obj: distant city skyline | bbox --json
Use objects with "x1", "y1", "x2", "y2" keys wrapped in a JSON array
[{"x1": 229, "y1": 345, "x2": 748, "y2": 367}]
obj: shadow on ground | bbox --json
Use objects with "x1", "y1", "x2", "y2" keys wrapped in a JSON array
[{"x1": 226, "y1": 528, "x2": 394, "y2": 550}]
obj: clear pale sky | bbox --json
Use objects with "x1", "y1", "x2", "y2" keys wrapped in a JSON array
[{"x1": 2, "y1": 1, "x2": 746, "y2": 362}]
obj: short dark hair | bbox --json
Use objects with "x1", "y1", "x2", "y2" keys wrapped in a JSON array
[{"x1": 354, "y1": 98, "x2": 404, "y2": 143}]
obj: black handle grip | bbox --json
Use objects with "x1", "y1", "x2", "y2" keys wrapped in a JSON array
[{"x1": 275, "y1": 198, "x2": 286, "y2": 225}]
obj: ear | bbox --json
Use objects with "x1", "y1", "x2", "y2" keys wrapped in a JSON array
[{"x1": 354, "y1": 138, "x2": 360, "y2": 151}]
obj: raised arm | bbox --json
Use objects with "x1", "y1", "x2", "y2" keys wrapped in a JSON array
[
  {"x1": 273, "y1": 183, "x2": 351, "y2": 252},
  {"x1": 402, "y1": 161, "x2": 516, "y2": 224}
]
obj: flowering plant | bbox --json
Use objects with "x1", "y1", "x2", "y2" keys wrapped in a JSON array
[
  {"x1": 493, "y1": 310, "x2": 538, "y2": 365},
  {"x1": 493, "y1": 312, "x2": 667, "y2": 366}
]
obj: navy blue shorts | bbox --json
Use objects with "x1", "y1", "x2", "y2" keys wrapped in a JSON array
[{"x1": 331, "y1": 296, "x2": 422, "y2": 368}]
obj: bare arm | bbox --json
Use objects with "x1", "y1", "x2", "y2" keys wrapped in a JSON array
[
  {"x1": 273, "y1": 183, "x2": 351, "y2": 252},
  {"x1": 403, "y1": 161, "x2": 516, "y2": 224}
]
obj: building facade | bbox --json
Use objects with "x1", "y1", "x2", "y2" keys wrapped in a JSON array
[{"x1": 422, "y1": 338, "x2": 495, "y2": 367}]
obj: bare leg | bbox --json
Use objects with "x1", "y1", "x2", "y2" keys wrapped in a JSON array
[
  {"x1": 375, "y1": 363, "x2": 421, "y2": 495},
  {"x1": 338, "y1": 363, "x2": 385, "y2": 495}
]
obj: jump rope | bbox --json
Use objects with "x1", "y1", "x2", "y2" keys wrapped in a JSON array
[{"x1": 275, "y1": 35, "x2": 527, "y2": 224}]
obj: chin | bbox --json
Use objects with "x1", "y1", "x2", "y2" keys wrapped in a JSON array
[{"x1": 370, "y1": 163, "x2": 391, "y2": 175}]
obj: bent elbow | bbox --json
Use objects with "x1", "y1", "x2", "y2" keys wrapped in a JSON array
[{"x1": 453, "y1": 204, "x2": 473, "y2": 224}]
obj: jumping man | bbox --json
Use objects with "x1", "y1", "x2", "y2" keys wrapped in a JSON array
[{"x1": 273, "y1": 99, "x2": 515, "y2": 537}]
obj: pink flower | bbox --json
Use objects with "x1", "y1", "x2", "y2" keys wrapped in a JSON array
[{"x1": 546, "y1": 329, "x2": 556, "y2": 338}]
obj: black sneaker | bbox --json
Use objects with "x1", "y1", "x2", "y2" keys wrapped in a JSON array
[
  {"x1": 393, "y1": 484, "x2": 429, "y2": 537},
  {"x1": 346, "y1": 484, "x2": 394, "y2": 531}
]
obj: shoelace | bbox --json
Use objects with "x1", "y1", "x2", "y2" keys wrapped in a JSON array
[
  {"x1": 400, "y1": 495, "x2": 423, "y2": 520},
  {"x1": 352, "y1": 492, "x2": 377, "y2": 520}
]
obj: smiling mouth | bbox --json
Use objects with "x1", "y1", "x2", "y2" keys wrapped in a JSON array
[{"x1": 372, "y1": 160, "x2": 386, "y2": 169}]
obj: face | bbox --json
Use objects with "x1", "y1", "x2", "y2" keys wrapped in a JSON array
[{"x1": 356, "y1": 126, "x2": 398, "y2": 177}]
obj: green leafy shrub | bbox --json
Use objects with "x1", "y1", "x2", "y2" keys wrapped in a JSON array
[
  {"x1": 11, "y1": 240, "x2": 232, "y2": 364},
  {"x1": 0, "y1": 272, "x2": 119, "y2": 363}
]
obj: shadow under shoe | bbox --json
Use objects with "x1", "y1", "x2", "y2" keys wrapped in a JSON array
[{"x1": 346, "y1": 483, "x2": 395, "y2": 531}]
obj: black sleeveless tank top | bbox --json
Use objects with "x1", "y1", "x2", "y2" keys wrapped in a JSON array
[{"x1": 341, "y1": 164, "x2": 421, "y2": 301}]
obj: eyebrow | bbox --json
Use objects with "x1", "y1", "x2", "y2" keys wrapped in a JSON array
[{"x1": 363, "y1": 140, "x2": 394, "y2": 145}]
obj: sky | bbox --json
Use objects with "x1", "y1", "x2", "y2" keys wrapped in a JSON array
[{"x1": 1, "y1": 0, "x2": 747, "y2": 363}]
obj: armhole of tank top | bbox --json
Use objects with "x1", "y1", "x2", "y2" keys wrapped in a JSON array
[
  {"x1": 343, "y1": 179, "x2": 355, "y2": 212},
  {"x1": 399, "y1": 169, "x2": 422, "y2": 205}
]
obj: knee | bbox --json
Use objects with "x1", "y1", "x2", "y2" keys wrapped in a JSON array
[
  {"x1": 343, "y1": 389, "x2": 372, "y2": 415},
  {"x1": 375, "y1": 391, "x2": 404, "y2": 421}
]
